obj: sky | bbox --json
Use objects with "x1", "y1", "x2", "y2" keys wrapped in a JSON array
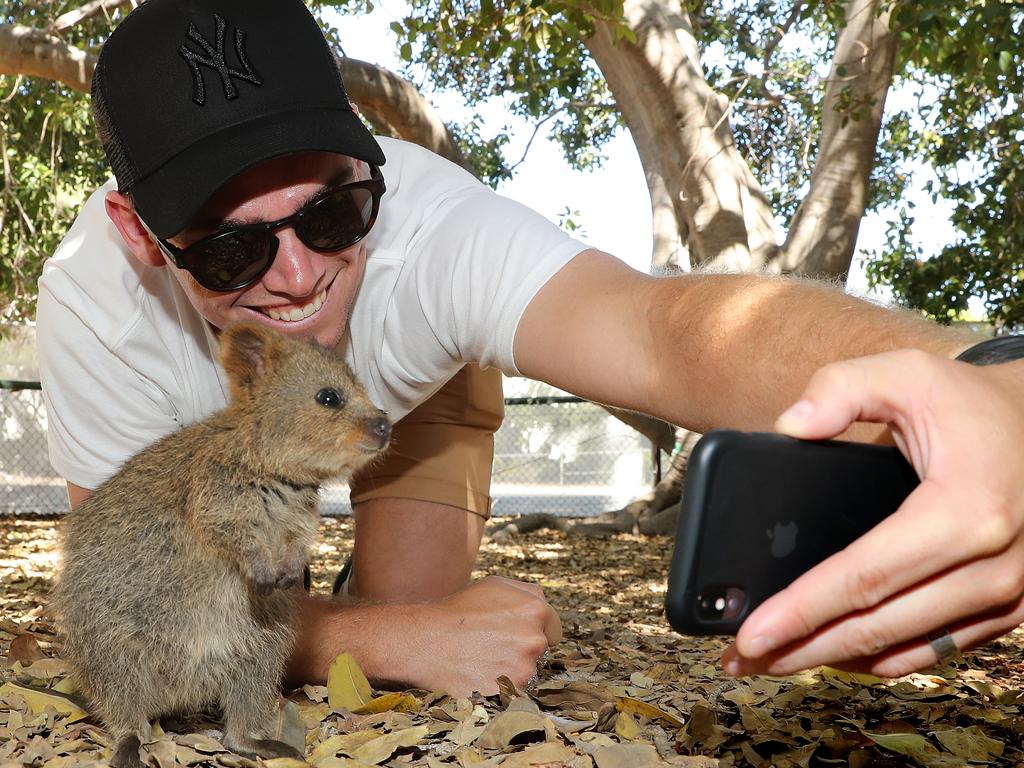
[{"x1": 326, "y1": 2, "x2": 959, "y2": 303}]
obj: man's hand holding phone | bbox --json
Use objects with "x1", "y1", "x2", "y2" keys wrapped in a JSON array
[{"x1": 721, "y1": 349, "x2": 1024, "y2": 678}]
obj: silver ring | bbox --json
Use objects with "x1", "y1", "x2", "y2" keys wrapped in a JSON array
[{"x1": 926, "y1": 630, "x2": 960, "y2": 665}]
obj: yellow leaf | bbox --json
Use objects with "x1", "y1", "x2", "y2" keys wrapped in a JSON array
[
  {"x1": 861, "y1": 731, "x2": 942, "y2": 762},
  {"x1": 349, "y1": 725, "x2": 429, "y2": 765},
  {"x1": 0, "y1": 682, "x2": 90, "y2": 723},
  {"x1": 614, "y1": 710, "x2": 642, "y2": 741},
  {"x1": 614, "y1": 697, "x2": 684, "y2": 729},
  {"x1": 263, "y1": 759, "x2": 309, "y2": 768},
  {"x1": 311, "y1": 731, "x2": 379, "y2": 764},
  {"x1": 820, "y1": 666, "x2": 885, "y2": 686},
  {"x1": 931, "y1": 726, "x2": 1004, "y2": 760},
  {"x1": 352, "y1": 692, "x2": 419, "y2": 715},
  {"x1": 315, "y1": 758, "x2": 374, "y2": 768},
  {"x1": 326, "y1": 653, "x2": 373, "y2": 712},
  {"x1": 51, "y1": 676, "x2": 78, "y2": 695}
]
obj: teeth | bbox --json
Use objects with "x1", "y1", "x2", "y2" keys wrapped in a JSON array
[{"x1": 267, "y1": 290, "x2": 327, "y2": 322}]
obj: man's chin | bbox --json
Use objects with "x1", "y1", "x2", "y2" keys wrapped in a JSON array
[{"x1": 231, "y1": 308, "x2": 346, "y2": 351}]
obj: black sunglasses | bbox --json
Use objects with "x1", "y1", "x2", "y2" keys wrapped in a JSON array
[{"x1": 157, "y1": 166, "x2": 385, "y2": 292}]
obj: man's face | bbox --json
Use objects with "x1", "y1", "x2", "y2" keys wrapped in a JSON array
[{"x1": 161, "y1": 151, "x2": 369, "y2": 351}]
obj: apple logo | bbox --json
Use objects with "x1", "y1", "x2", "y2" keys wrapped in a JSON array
[{"x1": 768, "y1": 521, "x2": 798, "y2": 558}]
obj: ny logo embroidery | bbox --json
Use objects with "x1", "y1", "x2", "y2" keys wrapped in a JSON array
[{"x1": 179, "y1": 14, "x2": 262, "y2": 105}]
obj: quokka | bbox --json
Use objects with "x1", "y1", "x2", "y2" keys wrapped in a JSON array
[{"x1": 53, "y1": 321, "x2": 391, "y2": 768}]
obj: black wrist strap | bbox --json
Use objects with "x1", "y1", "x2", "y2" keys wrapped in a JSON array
[{"x1": 955, "y1": 335, "x2": 1024, "y2": 366}]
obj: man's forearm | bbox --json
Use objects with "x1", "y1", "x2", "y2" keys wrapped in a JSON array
[
  {"x1": 286, "y1": 594, "x2": 423, "y2": 688},
  {"x1": 650, "y1": 272, "x2": 980, "y2": 433}
]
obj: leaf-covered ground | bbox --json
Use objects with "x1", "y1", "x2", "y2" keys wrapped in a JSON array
[{"x1": 2, "y1": 514, "x2": 1022, "y2": 767}]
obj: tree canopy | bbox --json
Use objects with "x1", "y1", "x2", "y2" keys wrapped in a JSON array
[{"x1": 1, "y1": 0, "x2": 1022, "y2": 329}]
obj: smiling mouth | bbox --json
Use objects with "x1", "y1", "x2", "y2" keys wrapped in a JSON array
[{"x1": 261, "y1": 289, "x2": 328, "y2": 323}]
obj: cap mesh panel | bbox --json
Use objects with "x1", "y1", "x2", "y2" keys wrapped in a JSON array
[{"x1": 91, "y1": 56, "x2": 139, "y2": 192}]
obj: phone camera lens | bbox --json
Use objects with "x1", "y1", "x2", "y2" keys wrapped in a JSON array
[{"x1": 695, "y1": 586, "x2": 747, "y2": 623}]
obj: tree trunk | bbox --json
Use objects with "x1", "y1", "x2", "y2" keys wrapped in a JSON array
[
  {"x1": 777, "y1": 0, "x2": 899, "y2": 279},
  {"x1": 584, "y1": 0, "x2": 781, "y2": 272}
]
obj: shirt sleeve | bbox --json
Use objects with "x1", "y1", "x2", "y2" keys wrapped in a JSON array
[
  {"x1": 401, "y1": 186, "x2": 590, "y2": 376},
  {"x1": 36, "y1": 282, "x2": 180, "y2": 490}
]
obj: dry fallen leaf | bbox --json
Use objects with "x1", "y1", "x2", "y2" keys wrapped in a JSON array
[
  {"x1": 613, "y1": 709, "x2": 641, "y2": 741},
  {"x1": 592, "y1": 742, "x2": 662, "y2": 768},
  {"x1": 352, "y1": 692, "x2": 419, "y2": 715},
  {"x1": 930, "y1": 726, "x2": 1004, "y2": 761},
  {"x1": 614, "y1": 697, "x2": 683, "y2": 729},
  {"x1": 311, "y1": 730, "x2": 380, "y2": 764},
  {"x1": 7, "y1": 634, "x2": 44, "y2": 664},
  {"x1": 499, "y1": 741, "x2": 578, "y2": 768},
  {"x1": 476, "y1": 710, "x2": 557, "y2": 749},
  {"x1": 327, "y1": 653, "x2": 374, "y2": 713},
  {"x1": 348, "y1": 725, "x2": 429, "y2": 765},
  {"x1": 0, "y1": 682, "x2": 89, "y2": 723}
]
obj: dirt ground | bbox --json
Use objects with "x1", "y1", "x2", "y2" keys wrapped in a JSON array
[{"x1": 2, "y1": 514, "x2": 1022, "y2": 767}]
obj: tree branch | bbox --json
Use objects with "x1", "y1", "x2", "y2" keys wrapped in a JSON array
[
  {"x1": 336, "y1": 56, "x2": 470, "y2": 172},
  {"x1": 777, "y1": 0, "x2": 898, "y2": 278},
  {"x1": 0, "y1": 24, "x2": 95, "y2": 93},
  {"x1": 761, "y1": 1, "x2": 805, "y2": 77},
  {"x1": 50, "y1": 0, "x2": 133, "y2": 34}
]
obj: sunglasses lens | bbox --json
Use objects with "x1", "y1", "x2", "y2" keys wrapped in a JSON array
[
  {"x1": 297, "y1": 187, "x2": 375, "y2": 251},
  {"x1": 185, "y1": 230, "x2": 276, "y2": 291}
]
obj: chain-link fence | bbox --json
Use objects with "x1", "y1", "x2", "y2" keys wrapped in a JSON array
[
  {"x1": 1, "y1": 382, "x2": 657, "y2": 518},
  {"x1": 0, "y1": 380, "x2": 68, "y2": 514}
]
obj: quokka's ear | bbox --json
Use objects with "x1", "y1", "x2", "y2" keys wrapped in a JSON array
[{"x1": 220, "y1": 322, "x2": 285, "y2": 398}]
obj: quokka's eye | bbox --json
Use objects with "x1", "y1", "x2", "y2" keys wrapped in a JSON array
[{"x1": 315, "y1": 388, "x2": 345, "y2": 408}]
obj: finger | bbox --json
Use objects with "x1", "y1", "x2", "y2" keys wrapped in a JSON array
[
  {"x1": 724, "y1": 590, "x2": 1024, "y2": 679},
  {"x1": 860, "y1": 594, "x2": 1024, "y2": 677},
  {"x1": 541, "y1": 603, "x2": 563, "y2": 646},
  {"x1": 775, "y1": 352, "x2": 925, "y2": 444},
  {"x1": 728, "y1": 535, "x2": 1024, "y2": 674},
  {"x1": 735, "y1": 479, "x2": 982, "y2": 659}
]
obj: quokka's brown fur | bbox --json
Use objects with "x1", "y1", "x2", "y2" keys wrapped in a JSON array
[{"x1": 52, "y1": 322, "x2": 391, "y2": 768}]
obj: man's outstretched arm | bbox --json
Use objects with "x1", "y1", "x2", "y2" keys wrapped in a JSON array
[
  {"x1": 514, "y1": 250, "x2": 1022, "y2": 677},
  {"x1": 513, "y1": 249, "x2": 977, "y2": 433}
]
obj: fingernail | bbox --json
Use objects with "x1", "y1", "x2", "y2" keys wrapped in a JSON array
[
  {"x1": 747, "y1": 635, "x2": 776, "y2": 657},
  {"x1": 723, "y1": 659, "x2": 742, "y2": 676},
  {"x1": 776, "y1": 400, "x2": 814, "y2": 431}
]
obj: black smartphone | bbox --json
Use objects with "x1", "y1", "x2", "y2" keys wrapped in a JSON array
[{"x1": 664, "y1": 430, "x2": 919, "y2": 635}]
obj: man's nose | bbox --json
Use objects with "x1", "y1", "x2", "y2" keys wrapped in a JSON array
[{"x1": 259, "y1": 229, "x2": 325, "y2": 296}]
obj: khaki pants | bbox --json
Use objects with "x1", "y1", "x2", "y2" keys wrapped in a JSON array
[{"x1": 349, "y1": 365, "x2": 504, "y2": 519}]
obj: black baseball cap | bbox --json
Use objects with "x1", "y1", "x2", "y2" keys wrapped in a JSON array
[{"x1": 92, "y1": 0, "x2": 386, "y2": 238}]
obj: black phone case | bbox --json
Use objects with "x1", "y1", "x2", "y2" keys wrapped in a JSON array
[{"x1": 665, "y1": 430, "x2": 919, "y2": 635}]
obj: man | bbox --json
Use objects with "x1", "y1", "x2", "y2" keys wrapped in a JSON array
[{"x1": 38, "y1": 0, "x2": 1023, "y2": 695}]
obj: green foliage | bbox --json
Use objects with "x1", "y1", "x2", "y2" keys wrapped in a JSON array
[
  {"x1": 865, "y1": 0, "x2": 1024, "y2": 331},
  {"x1": 1, "y1": 1, "x2": 117, "y2": 327},
  {"x1": 389, "y1": 0, "x2": 625, "y2": 173},
  {"x1": 3, "y1": 0, "x2": 1023, "y2": 332}
]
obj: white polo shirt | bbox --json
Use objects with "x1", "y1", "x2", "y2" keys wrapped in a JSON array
[{"x1": 37, "y1": 137, "x2": 589, "y2": 489}]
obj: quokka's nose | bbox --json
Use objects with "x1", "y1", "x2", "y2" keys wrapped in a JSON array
[{"x1": 368, "y1": 416, "x2": 391, "y2": 448}]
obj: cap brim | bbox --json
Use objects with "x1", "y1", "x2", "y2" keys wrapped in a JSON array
[{"x1": 131, "y1": 108, "x2": 386, "y2": 238}]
